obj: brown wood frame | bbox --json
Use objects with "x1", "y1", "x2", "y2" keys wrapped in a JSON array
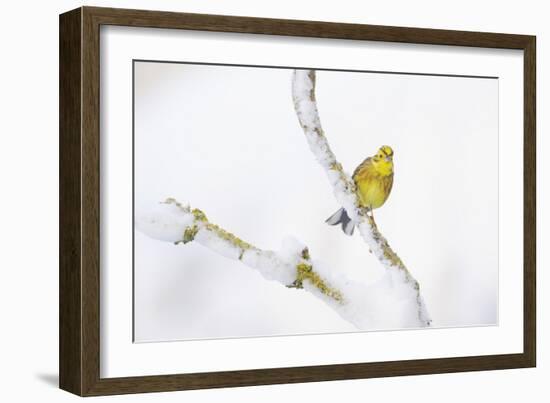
[{"x1": 59, "y1": 6, "x2": 536, "y2": 396}]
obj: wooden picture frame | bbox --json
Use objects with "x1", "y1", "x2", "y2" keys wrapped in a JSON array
[{"x1": 59, "y1": 6, "x2": 536, "y2": 396}]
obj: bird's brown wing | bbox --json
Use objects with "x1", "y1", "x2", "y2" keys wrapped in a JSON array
[
  {"x1": 382, "y1": 173, "x2": 394, "y2": 203},
  {"x1": 352, "y1": 157, "x2": 373, "y2": 181}
]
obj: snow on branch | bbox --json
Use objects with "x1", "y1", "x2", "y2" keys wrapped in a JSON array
[
  {"x1": 137, "y1": 198, "x2": 344, "y2": 300},
  {"x1": 137, "y1": 198, "x2": 424, "y2": 329},
  {"x1": 292, "y1": 70, "x2": 431, "y2": 327}
]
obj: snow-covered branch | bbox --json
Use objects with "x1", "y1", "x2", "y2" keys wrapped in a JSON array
[
  {"x1": 292, "y1": 70, "x2": 431, "y2": 327},
  {"x1": 136, "y1": 198, "x2": 426, "y2": 329},
  {"x1": 137, "y1": 198, "x2": 344, "y2": 300}
]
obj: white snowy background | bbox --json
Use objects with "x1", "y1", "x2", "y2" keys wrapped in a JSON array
[{"x1": 134, "y1": 61, "x2": 498, "y2": 342}]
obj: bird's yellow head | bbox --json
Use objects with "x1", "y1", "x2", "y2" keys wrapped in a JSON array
[{"x1": 372, "y1": 145, "x2": 394, "y2": 176}]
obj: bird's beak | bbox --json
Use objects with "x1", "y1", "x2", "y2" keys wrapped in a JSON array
[{"x1": 385, "y1": 156, "x2": 392, "y2": 162}]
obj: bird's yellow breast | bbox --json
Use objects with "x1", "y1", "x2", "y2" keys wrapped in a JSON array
[
  {"x1": 353, "y1": 158, "x2": 394, "y2": 210},
  {"x1": 356, "y1": 176, "x2": 391, "y2": 209}
]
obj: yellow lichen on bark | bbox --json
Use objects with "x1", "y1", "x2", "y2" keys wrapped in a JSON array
[
  {"x1": 294, "y1": 263, "x2": 344, "y2": 303},
  {"x1": 165, "y1": 198, "x2": 345, "y2": 303}
]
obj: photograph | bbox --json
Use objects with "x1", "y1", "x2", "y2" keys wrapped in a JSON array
[{"x1": 133, "y1": 61, "x2": 499, "y2": 343}]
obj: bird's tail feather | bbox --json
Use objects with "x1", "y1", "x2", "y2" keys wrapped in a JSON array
[{"x1": 325, "y1": 207, "x2": 355, "y2": 236}]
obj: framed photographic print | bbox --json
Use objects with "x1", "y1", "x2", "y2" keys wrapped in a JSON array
[{"x1": 59, "y1": 6, "x2": 536, "y2": 396}]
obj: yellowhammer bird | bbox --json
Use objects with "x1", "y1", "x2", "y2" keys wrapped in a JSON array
[{"x1": 326, "y1": 145, "x2": 394, "y2": 235}]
